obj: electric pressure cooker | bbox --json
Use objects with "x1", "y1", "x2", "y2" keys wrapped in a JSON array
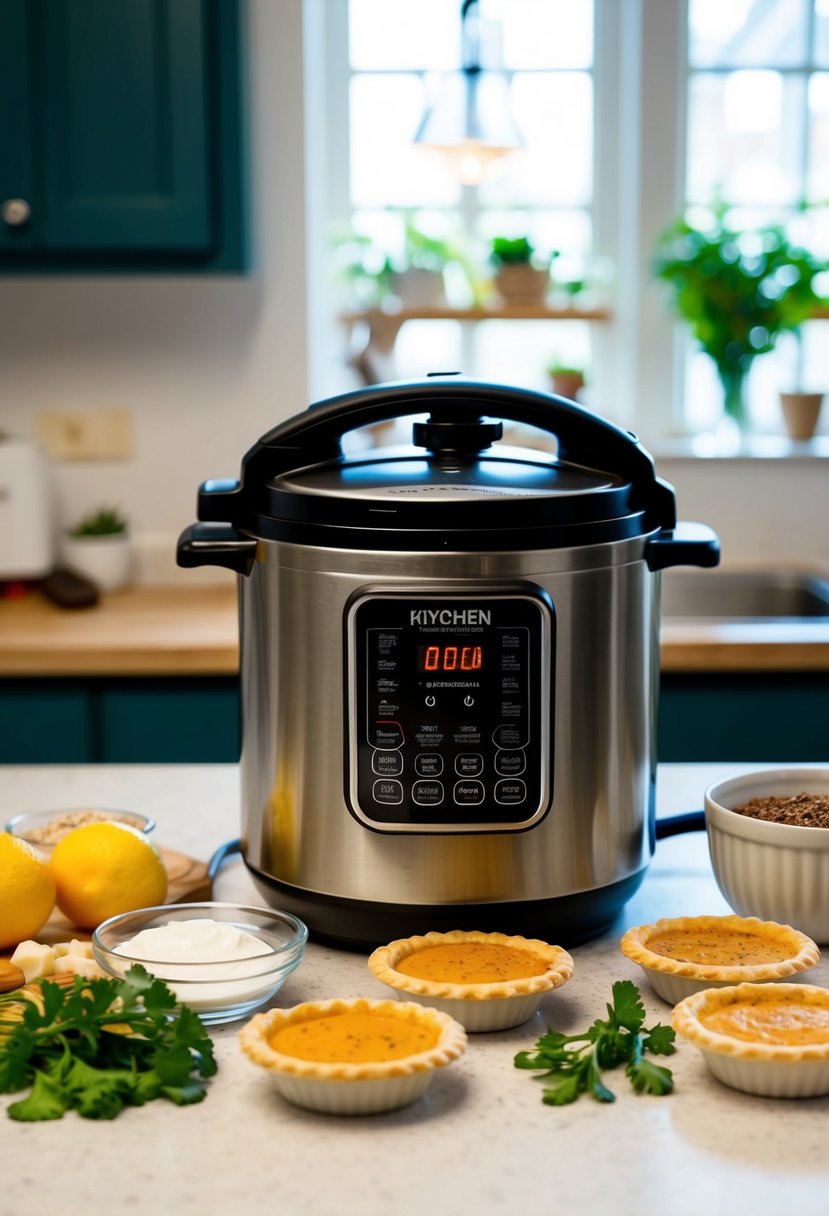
[{"x1": 178, "y1": 376, "x2": 719, "y2": 946}]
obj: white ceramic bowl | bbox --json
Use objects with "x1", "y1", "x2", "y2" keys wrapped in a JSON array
[
  {"x1": 92, "y1": 902, "x2": 308, "y2": 1025},
  {"x1": 6, "y1": 808, "x2": 155, "y2": 856},
  {"x1": 705, "y1": 769, "x2": 829, "y2": 943}
]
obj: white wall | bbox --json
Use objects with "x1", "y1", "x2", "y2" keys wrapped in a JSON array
[{"x1": 0, "y1": 0, "x2": 826, "y2": 585}]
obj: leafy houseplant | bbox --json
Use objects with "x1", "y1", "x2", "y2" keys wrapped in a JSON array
[
  {"x1": 652, "y1": 211, "x2": 827, "y2": 429},
  {"x1": 63, "y1": 505, "x2": 132, "y2": 593},
  {"x1": 69, "y1": 506, "x2": 128, "y2": 538},
  {"x1": 490, "y1": 236, "x2": 553, "y2": 305},
  {"x1": 546, "y1": 360, "x2": 586, "y2": 401}
]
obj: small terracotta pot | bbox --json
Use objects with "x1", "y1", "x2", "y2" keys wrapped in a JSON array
[
  {"x1": 494, "y1": 264, "x2": 550, "y2": 305},
  {"x1": 779, "y1": 391, "x2": 825, "y2": 442},
  {"x1": 549, "y1": 372, "x2": 585, "y2": 401}
]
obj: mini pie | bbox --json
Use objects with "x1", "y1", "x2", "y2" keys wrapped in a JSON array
[
  {"x1": 671, "y1": 982, "x2": 829, "y2": 1097},
  {"x1": 620, "y1": 914, "x2": 819, "y2": 1003},
  {"x1": 367, "y1": 930, "x2": 574, "y2": 1032},
  {"x1": 238, "y1": 996, "x2": 467, "y2": 1115}
]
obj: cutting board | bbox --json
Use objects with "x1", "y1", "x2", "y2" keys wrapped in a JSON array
[{"x1": 35, "y1": 847, "x2": 212, "y2": 945}]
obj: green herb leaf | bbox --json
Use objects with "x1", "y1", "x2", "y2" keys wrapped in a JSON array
[
  {"x1": 514, "y1": 979, "x2": 676, "y2": 1107},
  {"x1": 0, "y1": 967, "x2": 216, "y2": 1121}
]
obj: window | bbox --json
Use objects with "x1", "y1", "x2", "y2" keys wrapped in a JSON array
[{"x1": 314, "y1": 0, "x2": 828, "y2": 442}]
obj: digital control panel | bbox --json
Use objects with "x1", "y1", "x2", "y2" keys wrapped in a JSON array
[{"x1": 346, "y1": 590, "x2": 553, "y2": 832}]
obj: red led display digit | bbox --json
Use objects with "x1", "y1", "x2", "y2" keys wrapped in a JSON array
[{"x1": 418, "y1": 643, "x2": 484, "y2": 672}]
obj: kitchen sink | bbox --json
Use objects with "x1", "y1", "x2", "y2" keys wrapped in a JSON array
[{"x1": 660, "y1": 569, "x2": 829, "y2": 621}]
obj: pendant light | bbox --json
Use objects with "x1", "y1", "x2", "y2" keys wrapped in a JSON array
[{"x1": 413, "y1": 0, "x2": 523, "y2": 186}]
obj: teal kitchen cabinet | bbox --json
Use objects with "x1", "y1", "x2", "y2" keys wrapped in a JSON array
[
  {"x1": 0, "y1": 678, "x2": 240, "y2": 764},
  {"x1": 658, "y1": 673, "x2": 829, "y2": 762},
  {"x1": 0, "y1": 0, "x2": 245, "y2": 271}
]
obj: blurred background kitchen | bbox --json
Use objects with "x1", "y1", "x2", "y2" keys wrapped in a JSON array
[{"x1": 1, "y1": 0, "x2": 828, "y2": 765}]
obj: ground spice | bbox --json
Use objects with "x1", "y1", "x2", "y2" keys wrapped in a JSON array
[{"x1": 732, "y1": 793, "x2": 829, "y2": 829}]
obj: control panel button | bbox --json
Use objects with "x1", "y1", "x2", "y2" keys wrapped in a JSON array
[
  {"x1": 492, "y1": 723, "x2": 525, "y2": 749},
  {"x1": 454, "y1": 780, "x2": 485, "y2": 806},
  {"x1": 495, "y1": 779, "x2": 526, "y2": 805},
  {"x1": 372, "y1": 779, "x2": 404, "y2": 805},
  {"x1": 455, "y1": 753, "x2": 483, "y2": 777},
  {"x1": 412, "y1": 780, "x2": 444, "y2": 806},
  {"x1": 415, "y1": 753, "x2": 443, "y2": 777},
  {"x1": 372, "y1": 750, "x2": 403, "y2": 776},
  {"x1": 494, "y1": 749, "x2": 526, "y2": 776},
  {"x1": 372, "y1": 720, "x2": 404, "y2": 749}
]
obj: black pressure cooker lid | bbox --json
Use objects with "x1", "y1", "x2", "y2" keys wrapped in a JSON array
[{"x1": 195, "y1": 376, "x2": 679, "y2": 551}]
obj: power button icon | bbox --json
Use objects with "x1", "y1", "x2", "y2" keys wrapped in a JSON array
[
  {"x1": 463, "y1": 695, "x2": 475, "y2": 707},
  {"x1": 425, "y1": 694, "x2": 436, "y2": 707}
]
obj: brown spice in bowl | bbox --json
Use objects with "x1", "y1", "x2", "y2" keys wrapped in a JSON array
[
  {"x1": 22, "y1": 810, "x2": 145, "y2": 846},
  {"x1": 732, "y1": 793, "x2": 829, "y2": 829}
]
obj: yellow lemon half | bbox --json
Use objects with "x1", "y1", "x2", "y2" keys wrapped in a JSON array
[
  {"x1": 0, "y1": 834, "x2": 56, "y2": 949},
  {"x1": 50, "y1": 822, "x2": 168, "y2": 931}
]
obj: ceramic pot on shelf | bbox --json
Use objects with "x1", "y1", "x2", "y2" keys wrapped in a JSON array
[
  {"x1": 778, "y1": 391, "x2": 825, "y2": 442},
  {"x1": 61, "y1": 530, "x2": 133, "y2": 593},
  {"x1": 493, "y1": 264, "x2": 550, "y2": 306}
]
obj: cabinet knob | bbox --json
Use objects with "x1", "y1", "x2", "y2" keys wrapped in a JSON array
[{"x1": 2, "y1": 198, "x2": 31, "y2": 226}]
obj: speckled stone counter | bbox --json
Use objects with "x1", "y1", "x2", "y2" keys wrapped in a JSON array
[{"x1": 2, "y1": 763, "x2": 827, "y2": 1216}]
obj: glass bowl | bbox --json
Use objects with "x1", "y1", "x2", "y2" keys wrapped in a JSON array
[
  {"x1": 705, "y1": 768, "x2": 829, "y2": 944},
  {"x1": 92, "y1": 902, "x2": 308, "y2": 1025},
  {"x1": 6, "y1": 808, "x2": 155, "y2": 856}
]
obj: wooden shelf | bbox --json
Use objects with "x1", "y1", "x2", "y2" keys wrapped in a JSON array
[{"x1": 341, "y1": 303, "x2": 612, "y2": 324}]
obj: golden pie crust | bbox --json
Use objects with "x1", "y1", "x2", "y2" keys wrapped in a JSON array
[
  {"x1": 620, "y1": 915, "x2": 819, "y2": 984},
  {"x1": 238, "y1": 996, "x2": 467, "y2": 1081},
  {"x1": 367, "y1": 930, "x2": 574, "y2": 1002},
  {"x1": 672, "y1": 982, "x2": 829, "y2": 1062}
]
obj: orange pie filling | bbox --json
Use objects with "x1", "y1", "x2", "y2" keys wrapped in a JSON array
[
  {"x1": 268, "y1": 1012, "x2": 440, "y2": 1064},
  {"x1": 700, "y1": 999, "x2": 829, "y2": 1048},
  {"x1": 645, "y1": 927, "x2": 794, "y2": 967},
  {"x1": 394, "y1": 942, "x2": 550, "y2": 984}
]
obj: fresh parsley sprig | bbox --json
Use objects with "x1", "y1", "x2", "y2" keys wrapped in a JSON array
[
  {"x1": 0, "y1": 964, "x2": 216, "y2": 1121},
  {"x1": 514, "y1": 979, "x2": 676, "y2": 1105}
]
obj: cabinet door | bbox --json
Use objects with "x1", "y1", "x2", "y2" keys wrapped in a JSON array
[
  {"x1": 40, "y1": 0, "x2": 213, "y2": 253},
  {"x1": 0, "y1": 0, "x2": 36, "y2": 253}
]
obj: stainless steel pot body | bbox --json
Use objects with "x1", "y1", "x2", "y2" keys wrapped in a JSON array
[{"x1": 239, "y1": 533, "x2": 660, "y2": 913}]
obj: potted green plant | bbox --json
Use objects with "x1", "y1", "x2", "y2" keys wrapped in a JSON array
[
  {"x1": 330, "y1": 226, "x2": 394, "y2": 308},
  {"x1": 62, "y1": 505, "x2": 132, "y2": 593},
  {"x1": 490, "y1": 236, "x2": 552, "y2": 305},
  {"x1": 388, "y1": 221, "x2": 455, "y2": 307},
  {"x1": 652, "y1": 209, "x2": 827, "y2": 431},
  {"x1": 546, "y1": 359, "x2": 586, "y2": 401}
]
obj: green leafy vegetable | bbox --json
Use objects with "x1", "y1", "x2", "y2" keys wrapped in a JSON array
[
  {"x1": 0, "y1": 964, "x2": 216, "y2": 1121},
  {"x1": 514, "y1": 979, "x2": 676, "y2": 1106}
]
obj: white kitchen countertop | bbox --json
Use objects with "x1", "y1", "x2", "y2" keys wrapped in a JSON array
[{"x1": 1, "y1": 762, "x2": 827, "y2": 1216}]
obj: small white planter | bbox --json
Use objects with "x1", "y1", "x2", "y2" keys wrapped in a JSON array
[{"x1": 61, "y1": 532, "x2": 133, "y2": 593}]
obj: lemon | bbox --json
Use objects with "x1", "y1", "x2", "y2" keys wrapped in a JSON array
[
  {"x1": 0, "y1": 834, "x2": 56, "y2": 949},
  {"x1": 50, "y1": 822, "x2": 168, "y2": 931}
]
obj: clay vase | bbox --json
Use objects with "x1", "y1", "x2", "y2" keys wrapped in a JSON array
[
  {"x1": 779, "y1": 391, "x2": 824, "y2": 441},
  {"x1": 494, "y1": 264, "x2": 550, "y2": 306},
  {"x1": 549, "y1": 372, "x2": 585, "y2": 402}
]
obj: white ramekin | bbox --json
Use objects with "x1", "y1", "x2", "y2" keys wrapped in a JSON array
[{"x1": 705, "y1": 769, "x2": 829, "y2": 944}]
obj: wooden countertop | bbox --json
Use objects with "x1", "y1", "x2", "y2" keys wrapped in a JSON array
[{"x1": 1, "y1": 584, "x2": 829, "y2": 676}]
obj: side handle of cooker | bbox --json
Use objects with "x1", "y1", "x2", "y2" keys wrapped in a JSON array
[
  {"x1": 645, "y1": 522, "x2": 720, "y2": 571},
  {"x1": 176, "y1": 523, "x2": 257, "y2": 576}
]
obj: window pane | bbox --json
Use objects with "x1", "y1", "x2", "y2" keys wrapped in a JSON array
[
  {"x1": 473, "y1": 320, "x2": 591, "y2": 393},
  {"x1": 686, "y1": 71, "x2": 804, "y2": 205},
  {"x1": 483, "y1": 0, "x2": 593, "y2": 69},
  {"x1": 350, "y1": 76, "x2": 461, "y2": 207},
  {"x1": 349, "y1": 0, "x2": 460, "y2": 70},
  {"x1": 688, "y1": 0, "x2": 808, "y2": 68},
  {"x1": 480, "y1": 73, "x2": 592, "y2": 207},
  {"x1": 817, "y1": 0, "x2": 829, "y2": 66},
  {"x1": 394, "y1": 321, "x2": 462, "y2": 379},
  {"x1": 808, "y1": 73, "x2": 829, "y2": 202}
]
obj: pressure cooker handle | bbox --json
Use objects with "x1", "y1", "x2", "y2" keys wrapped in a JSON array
[
  {"x1": 176, "y1": 523, "x2": 258, "y2": 575},
  {"x1": 200, "y1": 378, "x2": 677, "y2": 530}
]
